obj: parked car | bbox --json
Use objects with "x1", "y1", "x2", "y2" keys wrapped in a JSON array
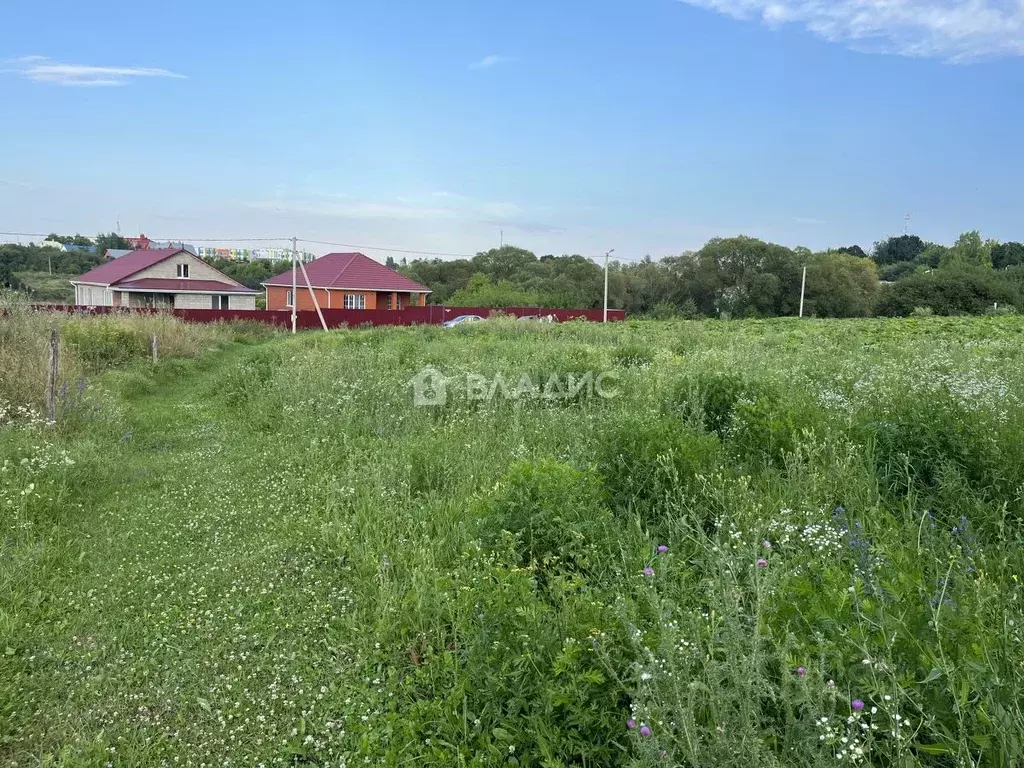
[{"x1": 442, "y1": 314, "x2": 484, "y2": 328}]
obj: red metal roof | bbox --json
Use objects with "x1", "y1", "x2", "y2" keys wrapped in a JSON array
[
  {"x1": 116, "y1": 278, "x2": 256, "y2": 294},
  {"x1": 72, "y1": 248, "x2": 187, "y2": 286},
  {"x1": 262, "y1": 252, "x2": 431, "y2": 292}
]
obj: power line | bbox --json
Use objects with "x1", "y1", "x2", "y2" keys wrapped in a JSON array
[
  {"x1": 298, "y1": 238, "x2": 478, "y2": 259},
  {"x1": 1, "y1": 230, "x2": 657, "y2": 263},
  {"x1": 0, "y1": 232, "x2": 291, "y2": 243},
  {"x1": 150, "y1": 236, "x2": 291, "y2": 243}
]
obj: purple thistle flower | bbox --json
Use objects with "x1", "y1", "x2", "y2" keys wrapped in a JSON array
[
  {"x1": 643, "y1": 567, "x2": 655, "y2": 577},
  {"x1": 626, "y1": 719, "x2": 636, "y2": 729},
  {"x1": 852, "y1": 699, "x2": 865, "y2": 711},
  {"x1": 757, "y1": 558, "x2": 768, "y2": 568},
  {"x1": 796, "y1": 667, "x2": 806, "y2": 677},
  {"x1": 657, "y1": 545, "x2": 668, "y2": 554},
  {"x1": 640, "y1": 725, "x2": 651, "y2": 737}
]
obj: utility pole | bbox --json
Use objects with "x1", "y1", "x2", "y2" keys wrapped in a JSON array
[
  {"x1": 904, "y1": 212, "x2": 911, "y2": 235},
  {"x1": 799, "y1": 265, "x2": 807, "y2": 318},
  {"x1": 603, "y1": 249, "x2": 614, "y2": 323},
  {"x1": 500, "y1": 230, "x2": 503, "y2": 249},
  {"x1": 291, "y1": 236, "x2": 298, "y2": 334}
]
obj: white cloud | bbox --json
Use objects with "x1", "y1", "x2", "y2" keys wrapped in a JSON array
[
  {"x1": 5, "y1": 55, "x2": 186, "y2": 86},
  {"x1": 677, "y1": 0, "x2": 1024, "y2": 61},
  {"x1": 469, "y1": 55, "x2": 512, "y2": 70}
]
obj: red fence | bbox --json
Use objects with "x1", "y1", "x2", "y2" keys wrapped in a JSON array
[{"x1": 31, "y1": 304, "x2": 625, "y2": 329}]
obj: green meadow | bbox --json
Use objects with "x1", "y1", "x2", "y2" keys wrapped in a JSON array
[{"x1": 2, "y1": 308, "x2": 1024, "y2": 766}]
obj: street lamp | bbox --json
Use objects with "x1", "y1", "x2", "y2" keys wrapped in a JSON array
[{"x1": 603, "y1": 249, "x2": 614, "y2": 323}]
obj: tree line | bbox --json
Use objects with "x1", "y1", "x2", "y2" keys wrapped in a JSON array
[
  {"x1": 6, "y1": 230, "x2": 1024, "y2": 318},
  {"x1": 398, "y1": 232, "x2": 1024, "y2": 317}
]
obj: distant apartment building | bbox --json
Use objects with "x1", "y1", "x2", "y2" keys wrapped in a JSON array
[
  {"x1": 126, "y1": 234, "x2": 197, "y2": 255},
  {"x1": 196, "y1": 246, "x2": 315, "y2": 263}
]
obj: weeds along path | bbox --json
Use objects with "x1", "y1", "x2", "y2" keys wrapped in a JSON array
[
  {"x1": 7, "y1": 317, "x2": 1024, "y2": 767},
  {"x1": 3, "y1": 341, "x2": 366, "y2": 765}
]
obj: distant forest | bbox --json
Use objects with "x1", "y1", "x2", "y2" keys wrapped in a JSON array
[
  {"x1": 4, "y1": 230, "x2": 1024, "y2": 317},
  {"x1": 399, "y1": 232, "x2": 1024, "y2": 318}
]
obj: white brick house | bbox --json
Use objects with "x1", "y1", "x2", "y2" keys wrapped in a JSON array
[{"x1": 71, "y1": 248, "x2": 257, "y2": 310}]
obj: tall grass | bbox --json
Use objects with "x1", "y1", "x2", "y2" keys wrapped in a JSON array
[
  {"x1": 2, "y1": 315, "x2": 1024, "y2": 766},
  {"x1": 0, "y1": 292, "x2": 274, "y2": 418}
]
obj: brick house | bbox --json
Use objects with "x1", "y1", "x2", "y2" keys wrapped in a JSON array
[
  {"x1": 71, "y1": 248, "x2": 257, "y2": 309},
  {"x1": 262, "y1": 252, "x2": 431, "y2": 311}
]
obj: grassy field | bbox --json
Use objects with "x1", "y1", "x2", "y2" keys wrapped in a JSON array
[
  {"x1": 13, "y1": 272, "x2": 77, "y2": 304},
  {"x1": 2, "y1": 315, "x2": 1024, "y2": 766}
]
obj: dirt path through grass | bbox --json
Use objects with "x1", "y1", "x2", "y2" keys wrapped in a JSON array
[{"x1": 5, "y1": 343, "x2": 362, "y2": 766}]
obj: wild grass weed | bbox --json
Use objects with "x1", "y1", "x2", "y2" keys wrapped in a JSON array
[
  {"x1": 3, "y1": 316, "x2": 1024, "y2": 766},
  {"x1": 0, "y1": 293, "x2": 267, "y2": 415}
]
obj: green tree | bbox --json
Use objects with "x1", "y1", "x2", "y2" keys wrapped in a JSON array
[
  {"x1": 875, "y1": 265, "x2": 1015, "y2": 316},
  {"x1": 0, "y1": 259, "x2": 21, "y2": 290},
  {"x1": 836, "y1": 245, "x2": 868, "y2": 259},
  {"x1": 916, "y1": 244, "x2": 949, "y2": 268},
  {"x1": 992, "y1": 242, "x2": 1024, "y2": 269},
  {"x1": 804, "y1": 252, "x2": 879, "y2": 317},
  {"x1": 46, "y1": 233, "x2": 95, "y2": 247},
  {"x1": 471, "y1": 246, "x2": 539, "y2": 282},
  {"x1": 448, "y1": 272, "x2": 551, "y2": 307},
  {"x1": 205, "y1": 257, "x2": 281, "y2": 290},
  {"x1": 941, "y1": 231, "x2": 992, "y2": 269},
  {"x1": 872, "y1": 235, "x2": 926, "y2": 266},
  {"x1": 691, "y1": 236, "x2": 801, "y2": 317},
  {"x1": 878, "y1": 261, "x2": 919, "y2": 282},
  {"x1": 95, "y1": 232, "x2": 133, "y2": 252}
]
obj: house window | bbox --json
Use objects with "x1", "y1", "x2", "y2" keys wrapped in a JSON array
[
  {"x1": 385, "y1": 294, "x2": 393, "y2": 310},
  {"x1": 285, "y1": 290, "x2": 293, "y2": 307},
  {"x1": 176, "y1": 263, "x2": 190, "y2": 278},
  {"x1": 213, "y1": 295, "x2": 230, "y2": 310},
  {"x1": 344, "y1": 294, "x2": 366, "y2": 309}
]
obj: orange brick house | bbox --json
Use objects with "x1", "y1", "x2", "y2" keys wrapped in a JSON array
[{"x1": 262, "y1": 252, "x2": 431, "y2": 311}]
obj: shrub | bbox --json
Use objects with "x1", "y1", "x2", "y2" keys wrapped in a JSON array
[
  {"x1": 868, "y1": 392, "x2": 1024, "y2": 509},
  {"x1": 476, "y1": 460, "x2": 615, "y2": 573},
  {"x1": 597, "y1": 414, "x2": 723, "y2": 527},
  {"x1": 875, "y1": 266, "x2": 1017, "y2": 316},
  {"x1": 611, "y1": 343, "x2": 655, "y2": 368},
  {"x1": 648, "y1": 301, "x2": 680, "y2": 320},
  {"x1": 63, "y1": 320, "x2": 145, "y2": 370},
  {"x1": 672, "y1": 371, "x2": 761, "y2": 438}
]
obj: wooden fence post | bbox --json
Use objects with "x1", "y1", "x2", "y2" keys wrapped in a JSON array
[
  {"x1": 151, "y1": 333, "x2": 159, "y2": 364},
  {"x1": 46, "y1": 329, "x2": 58, "y2": 423}
]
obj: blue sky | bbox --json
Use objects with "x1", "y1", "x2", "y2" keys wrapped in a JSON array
[{"x1": 2, "y1": 0, "x2": 1023, "y2": 260}]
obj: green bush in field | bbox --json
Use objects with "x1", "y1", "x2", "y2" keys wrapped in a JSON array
[
  {"x1": 597, "y1": 414, "x2": 723, "y2": 526},
  {"x1": 672, "y1": 370, "x2": 760, "y2": 437},
  {"x1": 668, "y1": 370, "x2": 825, "y2": 468},
  {"x1": 373, "y1": 554, "x2": 630, "y2": 767},
  {"x1": 612, "y1": 343, "x2": 655, "y2": 368},
  {"x1": 62, "y1": 320, "x2": 146, "y2": 370},
  {"x1": 869, "y1": 390, "x2": 1024, "y2": 510},
  {"x1": 477, "y1": 460, "x2": 615, "y2": 574}
]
